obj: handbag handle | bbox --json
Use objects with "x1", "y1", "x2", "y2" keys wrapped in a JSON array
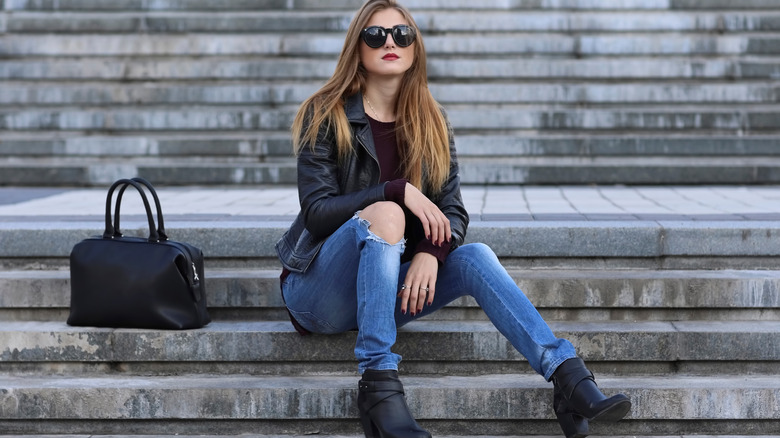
[
  {"x1": 103, "y1": 178, "x2": 160, "y2": 242},
  {"x1": 113, "y1": 177, "x2": 169, "y2": 241}
]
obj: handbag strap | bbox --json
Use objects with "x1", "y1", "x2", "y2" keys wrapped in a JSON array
[
  {"x1": 103, "y1": 178, "x2": 160, "y2": 242},
  {"x1": 113, "y1": 177, "x2": 168, "y2": 241}
]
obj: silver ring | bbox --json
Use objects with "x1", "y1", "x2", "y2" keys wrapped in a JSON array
[
  {"x1": 401, "y1": 284, "x2": 407, "y2": 290},
  {"x1": 423, "y1": 287, "x2": 429, "y2": 292}
]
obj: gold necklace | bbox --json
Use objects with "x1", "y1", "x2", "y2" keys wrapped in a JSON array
[{"x1": 364, "y1": 95, "x2": 382, "y2": 121}]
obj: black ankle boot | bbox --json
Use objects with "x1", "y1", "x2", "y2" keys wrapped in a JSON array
[
  {"x1": 357, "y1": 369, "x2": 431, "y2": 438},
  {"x1": 551, "y1": 358, "x2": 631, "y2": 438}
]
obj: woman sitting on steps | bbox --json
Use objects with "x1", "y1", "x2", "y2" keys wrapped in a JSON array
[{"x1": 275, "y1": 1, "x2": 631, "y2": 437}]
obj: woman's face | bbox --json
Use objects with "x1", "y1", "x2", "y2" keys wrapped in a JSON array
[{"x1": 358, "y1": 8, "x2": 415, "y2": 80}]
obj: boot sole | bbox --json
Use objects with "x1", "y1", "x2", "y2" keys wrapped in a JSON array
[{"x1": 590, "y1": 398, "x2": 631, "y2": 423}]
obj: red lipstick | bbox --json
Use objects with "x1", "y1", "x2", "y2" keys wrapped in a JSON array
[{"x1": 382, "y1": 53, "x2": 399, "y2": 60}]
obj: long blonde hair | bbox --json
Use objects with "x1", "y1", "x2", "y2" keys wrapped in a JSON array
[{"x1": 290, "y1": 0, "x2": 451, "y2": 193}]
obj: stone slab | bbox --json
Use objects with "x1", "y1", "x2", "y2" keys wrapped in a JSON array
[
  {"x1": 4, "y1": 82, "x2": 779, "y2": 106},
  {"x1": 0, "y1": 374, "x2": 777, "y2": 420},
  {"x1": 3, "y1": 107, "x2": 777, "y2": 131},
  {"x1": 3, "y1": 269, "x2": 779, "y2": 310},
  {"x1": 6, "y1": 11, "x2": 780, "y2": 33},
  {"x1": 6, "y1": 58, "x2": 778, "y2": 80},
  {"x1": 0, "y1": 320, "x2": 777, "y2": 363},
  {"x1": 0, "y1": 34, "x2": 762, "y2": 57},
  {"x1": 3, "y1": 220, "x2": 780, "y2": 258}
]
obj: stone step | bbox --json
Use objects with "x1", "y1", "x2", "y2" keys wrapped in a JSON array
[
  {"x1": 2, "y1": 269, "x2": 779, "y2": 322},
  {"x1": 1, "y1": 320, "x2": 778, "y2": 367},
  {"x1": 2, "y1": 105, "x2": 779, "y2": 131},
  {"x1": 1, "y1": 134, "x2": 779, "y2": 159},
  {"x1": 0, "y1": 374, "x2": 777, "y2": 436},
  {"x1": 3, "y1": 33, "x2": 779, "y2": 57},
  {"x1": 4, "y1": 0, "x2": 780, "y2": 11},
  {"x1": 3, "y1": 57, "x2": 779, "y2": 80},
  {"x1": 2, "y1": 219, "x2": 780, "y2": 266},
  {"x1": 5, "y1": 10, "x2": 780, "y2": 33},
  {"x1": 3, "y1": 82, "x2": 780, "y2": 106},
  {"x1": 4, "y1": 157, "x2": 780, "y2": 186}
]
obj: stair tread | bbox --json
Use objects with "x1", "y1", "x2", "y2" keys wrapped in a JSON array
[{"x1": 0, "y1": 373, "x2": 777, "y2": 421}]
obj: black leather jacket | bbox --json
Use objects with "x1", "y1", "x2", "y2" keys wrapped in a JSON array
[{"x1": 275, "y1": 92, "x2": 469, "y2": 273}]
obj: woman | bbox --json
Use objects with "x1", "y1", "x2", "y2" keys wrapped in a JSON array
[{"x1": 275, "y1": 1, "x2": 631, "y2": 437}]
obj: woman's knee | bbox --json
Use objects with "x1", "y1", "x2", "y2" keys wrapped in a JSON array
[
  {"x1": 359, "y1": 201, "x2": 405, "y2": 244},
  {"x1": 453, "y1": 242, "x2": 496, "y2": 261}
]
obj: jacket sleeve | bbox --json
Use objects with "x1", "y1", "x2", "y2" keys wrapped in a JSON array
[{"x1": 297, "y1": 122, "x2": 386, "y2": 240}]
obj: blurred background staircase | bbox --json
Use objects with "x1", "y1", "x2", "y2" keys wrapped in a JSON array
[
  {"x1": 1, "y1": 0, "x2": 780, "y2": 437},
  {"x1": 1, "y1": 0, "x2": 779, "y2": 185}
]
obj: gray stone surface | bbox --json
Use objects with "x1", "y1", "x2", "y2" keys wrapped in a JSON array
[
  {"x1": 0, "y1": 374, "x2": 778, "y2": 421},
  {"x1": 2, "y1": 320, "x2": 777, "y2": 363},
  {"x1": 4, "y1": 268, "x2": 780, "y2": 311},
  {"x1": 0, "y1": 34, "x2": 769, "y2": 57},
  {"x1": 2, "y1": 3, "x2": 780, "y2": 434},
  {"x1": 7, "y1": 58, "x2": 780, "y2": 81},
  {"x1": 5, "y1": 82, "x2": 780, "y2": 105},
  {"x1": 7, "y1": 10, "x2": 780, "y2": 33},
  {"x1": 3, "y1": 219, "x2": 780, "y2": 259}
]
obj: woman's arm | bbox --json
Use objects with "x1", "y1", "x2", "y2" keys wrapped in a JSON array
[{"x1": 296, "y1": 123, "x2": 386, "y2": 240}]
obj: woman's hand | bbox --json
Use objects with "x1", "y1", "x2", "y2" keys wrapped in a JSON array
[
  {"x1": 398, "y1": 252, "x2": 438, "y2": 316},
  {"x1": 404, "y1": 183, "x2": 451, "y2": 246}
]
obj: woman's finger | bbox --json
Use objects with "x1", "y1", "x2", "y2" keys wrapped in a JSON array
[
  {"x1": 397, "y1": 283, "x2": 411, "y2": 314},
  {"x1": 415, "y1": 283, "x2": 428, "y2": 313}
]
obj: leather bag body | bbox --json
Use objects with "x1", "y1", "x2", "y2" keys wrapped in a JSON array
[{"x1": 67, "y1": 178, "x2": 210, "y2": 329}]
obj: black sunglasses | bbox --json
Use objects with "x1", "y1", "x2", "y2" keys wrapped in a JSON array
[{"x1": 361, "y1": 25, "x2": 416, "y2": 48}]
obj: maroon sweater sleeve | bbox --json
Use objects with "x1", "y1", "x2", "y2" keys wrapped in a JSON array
[
  {"x1": 415, "y1": 238, "x2": 452, "y2": 265},
  {"x1": 384, "y1": 178, "x2": 407, "y2": 205}
]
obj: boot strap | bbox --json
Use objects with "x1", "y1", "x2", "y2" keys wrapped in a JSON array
[
  {"x1": 553, "y1": 358, "x2": 596, "y2": 399},
  {"x1": 359, "y1": 380, "x2": 405, "y2": 394}
]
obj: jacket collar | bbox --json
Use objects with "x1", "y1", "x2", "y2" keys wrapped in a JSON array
[
  {"x1": 345, "y1": 92, "x2": 369, "y2": 126},
  {"x1": 344, "y1": 92, "x2": 378, "y2": 160}
]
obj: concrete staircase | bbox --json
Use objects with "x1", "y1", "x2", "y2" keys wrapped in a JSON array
[
  {"x1": 1, "y1": 198, "x2": 780, "y2": 436},
  {"x1": 2, "y1": 0, "x2": 780, "y2": 185}
]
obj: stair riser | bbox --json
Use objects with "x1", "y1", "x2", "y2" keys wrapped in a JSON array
[
  {"x1": 3, "y1": 34, "x2": 780, "y2": 56},
  {"x1": 3, "y1": 59, "x2": 778, "y2": 80},
  {"x1": 4, "y1": 108, "x2": 780, "y2": 131},
  {"x1": 2, "y1": 136, "x2": 780, "y2": 158},
  {"x1": 7, "y1": 163, "x2": 780, "y2": 186},
  {"x1": 3, "y1": 223, "x2": 780, "y2": 260},
  {"x1": 3, "y1": 83, "x2": 780, "y2": 105},
  {"x1": 3, "y1": 271, "x2": 780, "y2": 312},
  {"x1": 0, "y1": 377, "x2": 777, "y2": 429},
  {"x1": 1, "y1": 322, "x2": 778, "y2": 363},
  {"x1": 6, "y1": 11, "x2": 780, "y2": 33}
]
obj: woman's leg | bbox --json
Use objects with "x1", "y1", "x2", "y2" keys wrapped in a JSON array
[
  {"x1": 395, "y1": 242, "x2": 576, "y2": 380},
  {"x1": 395, "y1": 242, "x2": 629, "y2": 438},
  {"x1": 282, "y1": 202, "x2": 406, "y2": 373}
]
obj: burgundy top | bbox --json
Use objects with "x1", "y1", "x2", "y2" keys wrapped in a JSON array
[{"x1": 367, "y1": 115, "x2": 451, "y2": 263}]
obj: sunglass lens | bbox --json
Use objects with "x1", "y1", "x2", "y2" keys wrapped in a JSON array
[
  {"x1": 393, "y1": 25, "x2": 415, "y2": 47},
  {"x1": 363, "y1": 27, "x2": 386, "y2": 48}
]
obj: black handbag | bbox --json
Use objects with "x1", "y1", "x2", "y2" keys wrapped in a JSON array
[{"x1": 67, "y1": 177, "x2": 211, "y2": 329}]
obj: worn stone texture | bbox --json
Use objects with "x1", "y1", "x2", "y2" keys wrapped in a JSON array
[
  {"x1": 2, "y1": 3, "x2": 780, "y2": 186},
  {"x1": 1, "y1": 1, "x2": 780, "y2": 435}
]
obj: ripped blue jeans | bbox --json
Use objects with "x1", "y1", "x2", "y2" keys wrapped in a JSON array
[{"x1": 281, "y1": 214, "x2": 577, "y2": 379}]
